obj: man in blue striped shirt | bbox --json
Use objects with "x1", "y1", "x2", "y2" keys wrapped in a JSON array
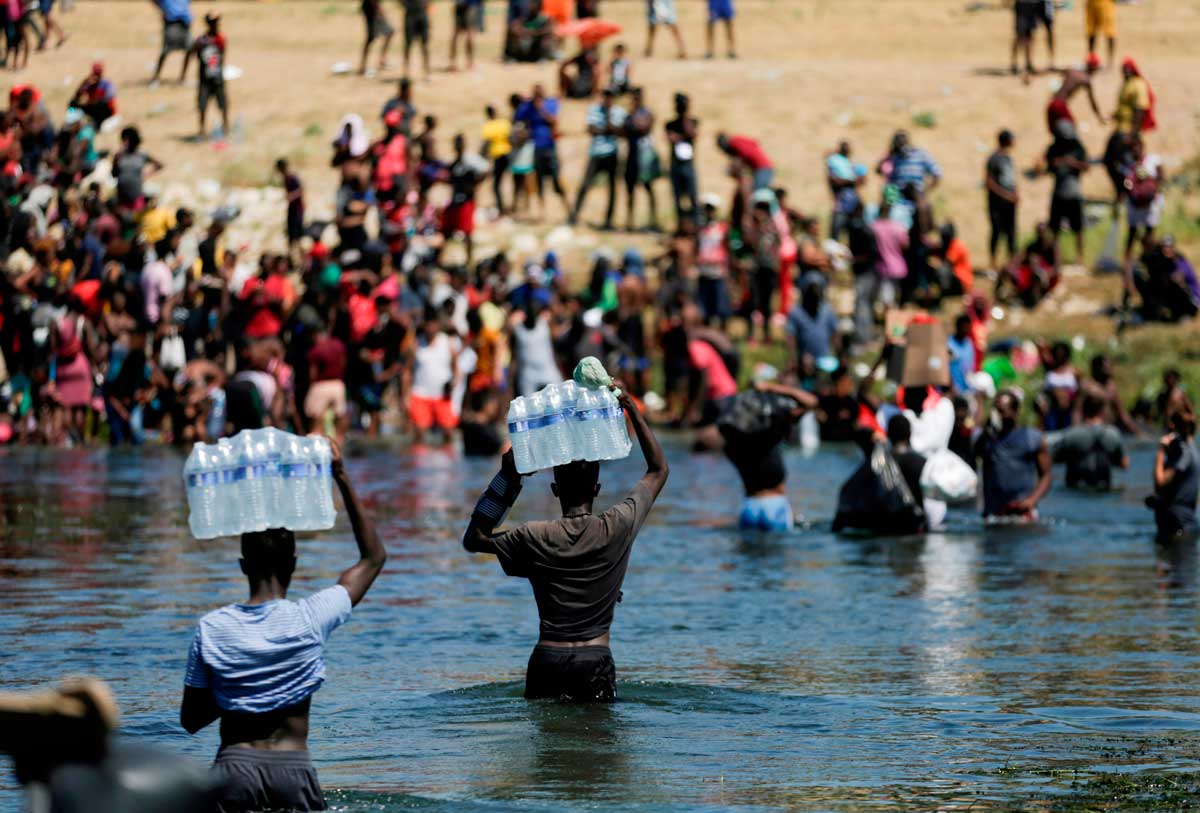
[
  {"x1": 180, "y1": 443, "x2": 386, "y2": 812},
  {"x1": 568, "y1": 88, "x2": 627, "y2": 230},
  {"x1": 880, "y1": 130, "x2": 941, "y2": 196}
]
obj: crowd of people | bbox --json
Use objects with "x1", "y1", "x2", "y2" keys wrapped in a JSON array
[{"x1": 0, "y1": 0, "x2": 1193, "y2": 540}]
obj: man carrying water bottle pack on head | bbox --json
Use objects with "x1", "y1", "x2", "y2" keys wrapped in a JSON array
[
  {"x1": 463, "y1": 386, "x2": 668, "y2": 702},
  {"x1": 179, "y1": 440, "x2": 386, "y2": 812}
]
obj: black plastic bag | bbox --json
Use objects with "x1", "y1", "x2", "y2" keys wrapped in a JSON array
[{"x1": 833, "y1": 442, "x2": 926, "y2": 535}]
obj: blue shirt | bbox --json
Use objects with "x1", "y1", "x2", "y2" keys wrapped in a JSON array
[
  {"x1": 158, "y1": 0, "x2": 192, "y2": 24},
  {"x1": 947, "y1": 335, "x2": 976, "y2": 393},
  {"x1": 184, "y1": 585, "x2": 352, "y2": 714},
  {"x1": 515, "y1": 98, "x2": 559, "y2": 151},
  {"x1": 785, "y1": 302, "x2": 838, "y2": 361},
  {"x1": 888, "y1": 147, "x2": 941, "y2": 193},
  {"x1": 980, "y1": 426, "x2": 1042, "y2": 517}
]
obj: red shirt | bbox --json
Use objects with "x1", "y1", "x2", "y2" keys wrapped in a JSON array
[
  {"x1": 240, "y1": 274, "x2": 295, "y2": 339},
  {"x1": 308, "y1": 337, "x2": 347, "y2": 382},
  {"x1": 727, "y1": 135, "x2": 772, "y2": 170},
  {"x1": 688, "y1": 339, "x2": 738, "y2": 401}
]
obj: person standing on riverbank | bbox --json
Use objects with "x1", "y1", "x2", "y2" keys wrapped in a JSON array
[
  {"x1": 462, "y1": 389, "x2": 668, "y2": 702},
  {"x1": 180, "y1": 442, "x2": 386, "y2": 812}
]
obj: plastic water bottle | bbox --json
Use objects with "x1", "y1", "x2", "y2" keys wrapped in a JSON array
[
  {"x1": 215, "y1": 439, "x2": 240, "y2": 536},
  {"x1": 234, "y1": 431, "x2": 268, "y2": 534},
  {"x1": 310, "y1": 435, "x2": 337, "y2": 529},
  {"x1": 257, "y1": 428, "x2": 284, "y2": 528},
  {"x1": 800, "y1": 411, "x2": 820, "y2": 451},
  {"x1": 184, "y1": 442, "x2": 220, "y2": 539},
  {"x1": 573, "y1": 387, "x2": 603, "y2": 462},
  {"x1": 525, "y1": 391, "x2": 548, "y2": 471},
  {"x1": 599, "y1": 388, "x2": 632, "y2": 460},
  {"x1": 507, "y1": 396, "x2": 535, "y2": 474},
  {"x1": 279, "y1": 433, "x2": 310, "y2": 530},
  {"x1": 542, "y1": 382, "x2": 573, "y2": 467},
  {"x1": 559, "y1": 381, "x2": 580, "y2": 462}
]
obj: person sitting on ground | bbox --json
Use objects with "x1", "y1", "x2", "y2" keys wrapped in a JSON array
[
  {"x1": 1132, "y1": 234, "x2": 1199, "y2": 323},
  {"x1": 718, "y1": 378, "x2": 817, "y2": 532},
  {"x1": 998, "y1": 221, "x2": 1059, "y2": 308},
  {"x1": 71, "y1": 62, "x2": 117, "y2": 129},
  {"x1": 559, "y1": 46, "x2": 600, "y2": 99},
  {"x1": 180, "y1": 443, "x2": 386, "y2": 813},
  {"x1": 462, "y1": 389, "x2": 668, "y2": 702},
  {"x1": 1149, "y1": 408, "x2": 1199, "y2": 541},
  {"x1": 975, "y1": 390, "x2": 1053, "y2": 521},
  {"x1": 1053, "y1": 394, "x2": 1129, "y2": 490}
]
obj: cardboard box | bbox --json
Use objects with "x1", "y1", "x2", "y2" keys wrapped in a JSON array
[{"x1": 890, "y1": 320, "x2": 951, "y2": 387}]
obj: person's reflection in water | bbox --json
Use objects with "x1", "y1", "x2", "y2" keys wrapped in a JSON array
[
  {"x1": 1155, "y1": 537, "x2": 1197, "y2": 591},
  {"x1": 524, "y1": 701, "x2": 633, "y2": 797}
]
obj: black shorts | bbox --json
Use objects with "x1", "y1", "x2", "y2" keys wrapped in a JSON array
[
  {"x1": 212, "y1": 747, "x2": 327, "y2": 812},
  {"x1": 1015, "y1": 2, "x2": 1051, "y2": 37},
  {"x1": 365, "y1": 10, "x2": 394, "y2": 41},
  {"x1": 534, "y1": 146, "x2": 560, "y2": 181},
  {"x1": 405, "y1": 11, "x2": 429, "y2": 44},
  {"x1": 1050, "y1": 196, "x2": 1083, "y2": 234},
  {"x1": 525, "y1": 644, "x2": 616, "y2": 702},
  {"x1": 454, "y1": 2, "x2": 470, "y2": 29},
  {"x1": 198, "y1": 80, "x2": 228, "y2": 115},
  {"x1": 287, "y1": 211, "x2": 305, "y2": 241}
]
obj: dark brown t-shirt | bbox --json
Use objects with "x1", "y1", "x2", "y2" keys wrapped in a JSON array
[{"x1": 491, "y1": 481, "x2": 656, "y2": 643}]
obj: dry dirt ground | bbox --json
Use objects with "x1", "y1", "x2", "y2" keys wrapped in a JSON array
[{"x1": 18, "y1": 0, "x2": 1200, "y2": 330}]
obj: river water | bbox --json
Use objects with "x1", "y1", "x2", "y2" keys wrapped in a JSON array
[{"x1": 2, "y1": 439, "x2": 1198, "y2": 810}]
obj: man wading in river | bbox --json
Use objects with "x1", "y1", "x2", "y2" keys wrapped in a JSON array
[
  {"x1": 180, "y1": 442, "x2": 386, "y2": 812},
  {"x1": 463, "y1": 387, "x2": 668, "y2": 701}
]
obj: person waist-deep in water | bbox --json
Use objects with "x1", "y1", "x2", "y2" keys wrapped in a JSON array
[
  {"x1": 463, "y1": 387, "x2": 668, "y2": 702},
  {"x1": 1052, "y1": 394, "x2": 1129, "y2": 490},
  {"x1": 1149, "y1": 408, "x2": 1199, "y2": 541},
  {"x1": 180, "y1": 443, "x2": 386, "y2": 813},
  {"x1": 975, "y1": 390, "x2": 1053, "y2": 521},
  {"x1": 719, "y1": 379, "x2": 817, "y2": 532}
]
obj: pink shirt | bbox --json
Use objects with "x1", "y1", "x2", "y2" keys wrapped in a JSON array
[
  {"x1": 872, "y1": 218, "x2": 910, "y2": 280},
  {"x1": 141, "y1": 259, "x2": 173, "y2": 324},
  {"x1": 688, "y1": 339, "x2": 738, "y2": 401}
]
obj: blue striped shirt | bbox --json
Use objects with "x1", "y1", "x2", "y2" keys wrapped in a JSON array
[
  {"x1": 184, "y1": 585, "x2": 352, "y2": 714},
  {"x1": 586, "y1": 104, "x2": 626, "y2": 158},
  {"x1": 887, "y1": 147, "x2": 941, "y2": 193}
]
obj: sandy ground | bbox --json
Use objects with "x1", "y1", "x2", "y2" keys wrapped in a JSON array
[{"x1": 16, "y1": 0, "x2": 1200, "y2": 282}]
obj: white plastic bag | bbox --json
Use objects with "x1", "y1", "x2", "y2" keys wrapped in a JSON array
[{"x1": 920, "y1": 449, "x2": 978, "y2": 504}]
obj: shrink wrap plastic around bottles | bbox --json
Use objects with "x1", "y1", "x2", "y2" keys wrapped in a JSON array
[
  {"x1": 184, "y1": 428, "x2": 336, "y2": 539},
  {"x1": 506, "y1": 358, "x2": 631, "y2": 475}
]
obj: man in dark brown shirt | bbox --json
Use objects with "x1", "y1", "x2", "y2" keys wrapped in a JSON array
[{"x1": 463, "y1": 388, "x2": 669, "y2": 701}]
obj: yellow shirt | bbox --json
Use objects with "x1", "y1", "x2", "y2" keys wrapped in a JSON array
[
  {"x1": 1114, "y1": 76, "x2": 1150, "y2": 133},
  {"x1": 140, "y1": 206, "x2": 176, "y2": 245},
  {"x1": 481, "y1": 118, "x2": 512, "y2": 159}
]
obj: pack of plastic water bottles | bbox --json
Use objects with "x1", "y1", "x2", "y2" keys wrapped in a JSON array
[
  {"x1": 183, "y1": 428, "x2": 337, "y2": 539},
  {"x1": 506, "y1": 381, "x2": 632, "y2": 474}
]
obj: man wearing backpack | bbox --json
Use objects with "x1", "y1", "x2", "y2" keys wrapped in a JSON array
[{"x1": 185, "y1": 13, "x2": 229, "y2": 140}]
